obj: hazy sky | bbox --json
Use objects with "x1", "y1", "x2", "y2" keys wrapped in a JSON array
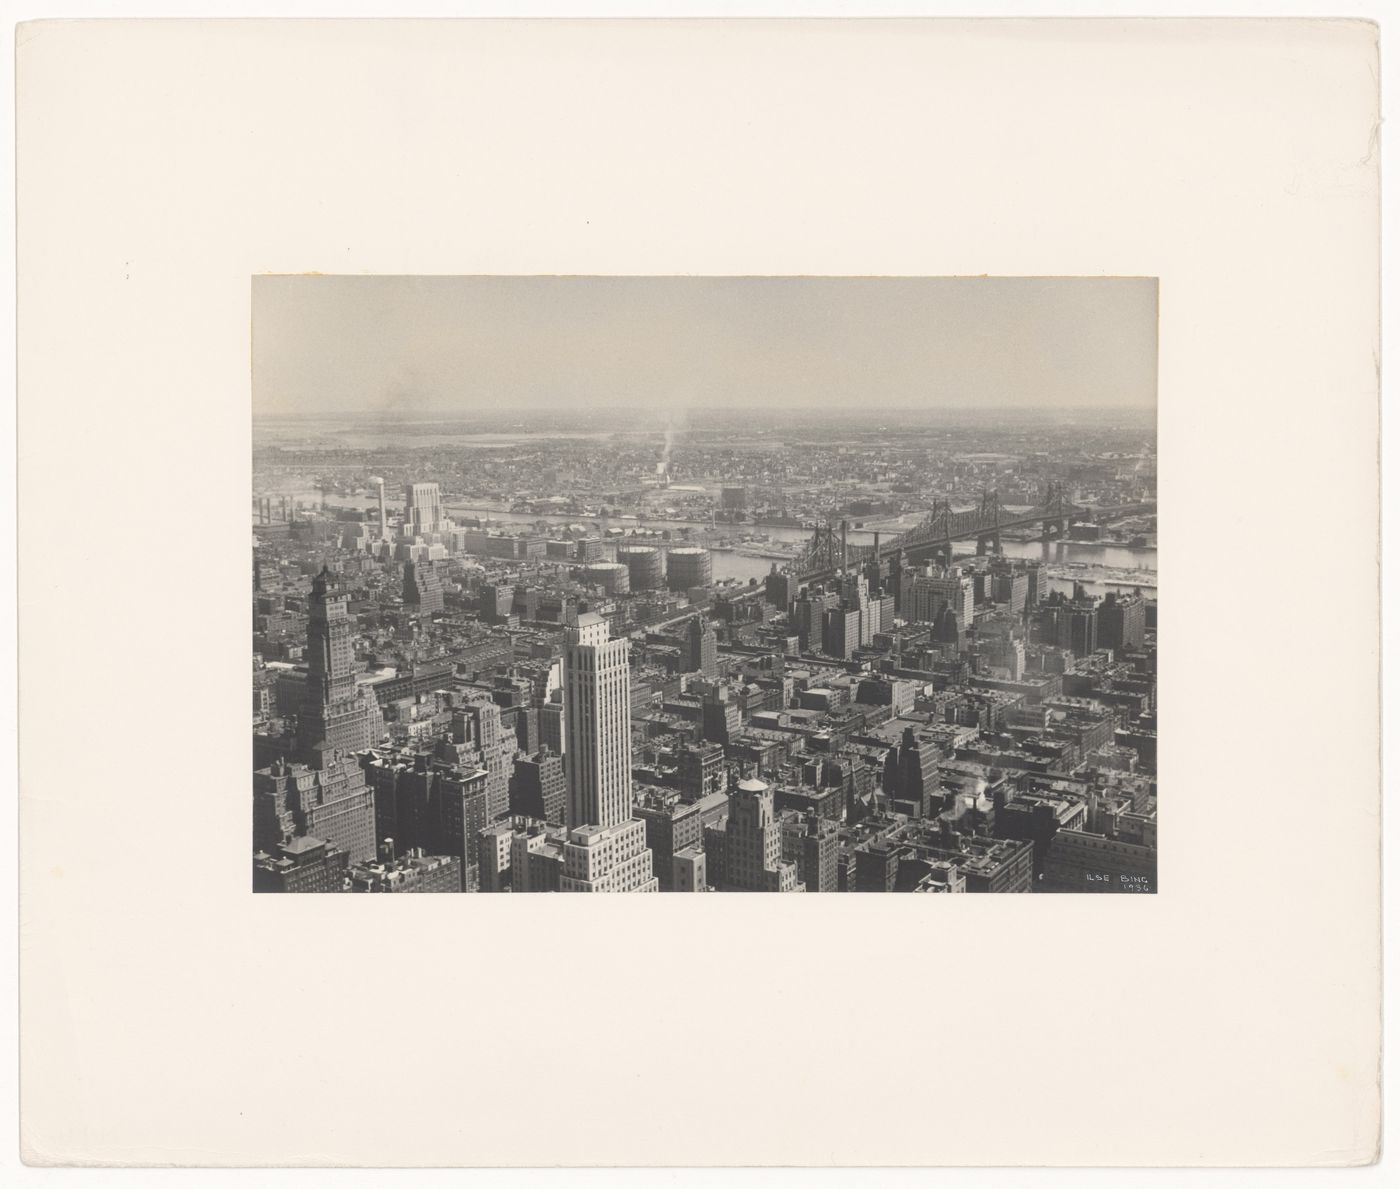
[{"x1": 253, "y1": 276, "x2": 1156, "y2": 418}]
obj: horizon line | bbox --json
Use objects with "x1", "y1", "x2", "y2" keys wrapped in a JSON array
[{"x1": 253, "y1": 403, "x2": 1157, "y2": 419}]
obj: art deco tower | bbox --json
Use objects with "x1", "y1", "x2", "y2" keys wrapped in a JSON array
[
  {"x1": 563, "y1": 613, "x2": 633, "y2": 829},
  {"x1": 403, "y1": 481, "x2": 446, "y2": 539},
  {"x1": 559, "y1": 613, "x2": 657, "y2": 892},
  {"x1": 301, "y1": 566, "x2": 382, "y2": 757}
]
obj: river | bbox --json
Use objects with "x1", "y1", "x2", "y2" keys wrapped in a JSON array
[
  {"x1": 434, "y1": 506, "x2": 1156, "y2": 596},
  {"x1": 263, "y1": 494, "x2": 1156, "y2": 598}
]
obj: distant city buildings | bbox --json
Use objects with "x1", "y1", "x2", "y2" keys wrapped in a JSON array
[
  {"x1": 403, "y1": 560, "x2": 445, "y2": 615},
  {"x1": 684, "y1": 613, "x2": 718, "y2": 679},
  {"x1": 254, "y1": 409, "x2": 1157, "y2": 894},
  {"x1": 1098, "y1": 590, "x2": 1147, "y2": 655}
]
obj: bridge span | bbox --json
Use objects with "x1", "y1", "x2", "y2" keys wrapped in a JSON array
[{"x1": 783, "y1": 484, "x2": 1082, "y2": 586}]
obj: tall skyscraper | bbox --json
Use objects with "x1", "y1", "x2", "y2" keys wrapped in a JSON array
[
  {"x1": 839, "y1": 572, "x2": 875, "y2": 647},
  {"x1": 794, "y1": 590, "x2": 836, "y2": 652},
  {"x1": 403, "y1": 559, "x2": 445, "y2": 614},
  {"x1": 253, "y1": 568, "x2": 381, "y2": 875},
  {"x1": 821, "y1": 605, "x2": 861, "y2": 659},
  {"x1": 303, "y1": 566, "x2": 354, "y2": 732},
  {"x1": 765, "y1": 566, "x2": 796, "y2": 610},
  {"x1": 684, "y1": 614, "x2": 718, "y2": 678},
  {"x1": 397, "y1": 481, "x2": 451, "y2": 562},
  {"x1": 371, "y1": 476, "x2": 389, "y2": 540},
  {"x1": 403, "y1": 481, "x2": 446, "y2": 539},
  {"x1": 300, "y1": 566, "x2": 383, "y2": 757},
  {"x1": 563, "y1": 613, "x2": 633, "y2": 830},
  {"x1": 560, "y1": 613, "x2": 657, "y2": 892}
]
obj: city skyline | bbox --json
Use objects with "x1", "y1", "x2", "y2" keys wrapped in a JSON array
[{"x1": 253, "y1": 275, "x2": 1156, "y2": 895}]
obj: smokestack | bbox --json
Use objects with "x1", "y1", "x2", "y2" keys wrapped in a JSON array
[{"x1": 841, "y1": 519, "x2": 849, "y2": 572}]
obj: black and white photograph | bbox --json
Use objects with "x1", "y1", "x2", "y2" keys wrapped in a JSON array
[{"x1": 252, "y1": 276, "x2": 1158, "y2": 894}]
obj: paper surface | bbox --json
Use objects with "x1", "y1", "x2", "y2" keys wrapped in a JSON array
[{"x1": 16, "y1": 18, "x2": 1380, "y2": 1167}]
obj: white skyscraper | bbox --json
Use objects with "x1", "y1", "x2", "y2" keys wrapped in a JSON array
[
  {"x1": 560, "y1": 613, "x2": 657, "y2": 892},
  {"x1": 402, "y1": 481, "x2": 447, "y2": 539},
  {"x1": 397, "y1": 481, "x2": 452, "y2": 562},
  {"x1": 563, "y1": 613, "x2": 633, "y2": 829}
]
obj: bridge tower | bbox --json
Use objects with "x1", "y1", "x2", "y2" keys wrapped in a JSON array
[
  {"x1": 976, "y1": 488, "x2": 1002, "y2": 555},
  {"x1": 1041, "y1": 480, "x2": 1069, "y2": 542},
  {"x1": 931, "y1": 499, "x2": 954, "y2": 567},
  {"x1": 802, "y1": 514, "x2": 845, "y2": 575}
]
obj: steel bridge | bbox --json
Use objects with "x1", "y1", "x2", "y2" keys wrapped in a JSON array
[{"x1": 784, "y1": 483, "x2": 1082, "y2": 583}]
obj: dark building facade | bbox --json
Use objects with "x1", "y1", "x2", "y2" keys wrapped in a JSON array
[
  {"x1": 684, "y1": 614, "x2": 718, "y2": 679},
  {"x1": 781, "y1": 812, "x2": 839, "y2": 893},
  {"x1": 510, "y1": 750, "x2": 567, "y2": 824},
  {"x1": 853, "y1": 840, "x2": 900, "y2": 892},
  {"x1": 253, "y1": 836, "x2": 350, "y2": 893},
  {"x1": 883, "y1": 726, "x2": 941, "y2": 819},
  {"x1": 254, "y1": 754, "x2": 378, "y2": 865},
  {"x1": 403, "y1": 560, "x2": 445, "y2": 614},
  {"x1": 1098, "y1": 591, "x2": 1147, "y2": 654},
  {"x1": 634, "y1": 790, "x2": 703, "y2": 890}
]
